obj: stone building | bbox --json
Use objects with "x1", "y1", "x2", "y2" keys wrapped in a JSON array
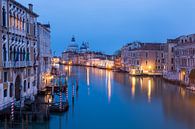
[
  {"x1": 121, "y1": 42, "x2": 165, "y2": 75},
  {"x1": 0, "y1": 0, "x2": 38, "y2": 109},
  {"x1": 174, "y1": 34, "x2": 195, "y2": 85},
  {"x1": 163, "y1": 34, "x2": 195, "y2": 86},
  {"x1": 114, "y1": 56, "x2": 122, "y2": 70},
  {"x1": 67, "y1": 36, "x2": 79, "y2": 52},
  {"x1": 163, "y1": 39, "x2": 179, "y2": 80},
  {"x1": 80, "y1": 42, "x2": 89, "y2": 53},
  {"x1": 62, "y1": 36, "x2": 79, "y2": 64},
  {"x1": 37, "y1": 22, "x2": 51, "y2": 91}
]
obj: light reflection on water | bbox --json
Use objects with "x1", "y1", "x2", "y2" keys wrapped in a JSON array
[{"x1": 1, "y1": 66, "x2": 195, "y2": 129}]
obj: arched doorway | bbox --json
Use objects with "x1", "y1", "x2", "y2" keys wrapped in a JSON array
[{"x1": 15, "y1": 75, "x2": 21, "y2": 101}]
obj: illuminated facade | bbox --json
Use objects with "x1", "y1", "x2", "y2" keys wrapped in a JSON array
[
  {"x1": 114, "y1": 56, "x2": 122, "y2": 70},
  {"x1": 163, "y1": 34, "x2": 195, "y2": 86},
  {"x1": 0, "y1": 0, "x2": 38, "y2": 109},
  {"x1": 174, "y1": 34, "x2": 195, "y2": 85},
  {"x1": 87, "y1": 58, "x2": 114, "y2": 69},
  {"x1": 121, "y1": 42, "x2": 165, "y2": 75},
  {"x1": 37, "y1": 23, "x2": 51, "y2": 91}
]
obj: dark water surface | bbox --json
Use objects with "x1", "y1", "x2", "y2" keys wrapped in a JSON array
[{"x1": 5, "y1": 66, "x2": 195, "y2": 129}]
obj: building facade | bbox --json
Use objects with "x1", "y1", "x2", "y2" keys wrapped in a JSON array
[
  {"x1": 0, "y1": 0, "x2": 38, "y2": 109},
  {"x1": 174, "y1": 34, "x2": 195, "y2": 85},
  {"x1": 37, "y1": 23, "x2": 51, "y2": 91},
  {"x1": 121, "y1": 42, "x2": 165, "y2": 75},
  {"x1": 163, "y1": 34, "x2": 195, "y2": 86}
]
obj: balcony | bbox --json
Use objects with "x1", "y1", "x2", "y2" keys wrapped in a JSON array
[{"x1": 3, "y1": 61, "x2": 34, "y2": 68}]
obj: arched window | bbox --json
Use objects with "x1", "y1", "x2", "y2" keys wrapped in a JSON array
[
  {"x1": 23, "y1": 49, "x2": 25, "y2": 61},
  {"x1": 3, "y1": 44, "x2": 6, "y2": 61},
  {"x1": 27, "y1": 48, "x2": 30, "y2": 61},
  {"x1": 22, "y1": 19, "x2": 25, "y2": 30},
  {"x1": 10, "y1": 83, "x2": 13, "y2": 97},
  {"x1": 13, "y1": 46, "x2": 16, "y2": 61},
  {"x1": 10, "y1": 47, "x2": 12, "y2": 61},
  {"x1": 20, "y1": 48, "x2": 23, "y2": 61},
  {"x1": 16, "y1": 47, "x2": 19, "y2": 61},
  {"x1": 26, "y1": 20, "x2": 29, "y2": 33},
  {"x1": 24, "y1": 80, "x2": 26, "y2": 92},
  {"x1": 2, "y1": 6, "x2": 6, "y2": 27}
]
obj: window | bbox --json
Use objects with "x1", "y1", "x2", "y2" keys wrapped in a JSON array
[
  {"x1": 2, "y1": 6, "x2": 6, "y2": 27},
  {"x1": 10, "y1": 83, "x2": 13, "y2": 97},
  {"x1": 26, "y1": 20, "x2": 29, "y2": 34},
  {"x1": 3, "y1": 44, "x2": 7, "y2": 61},
  {"x1": 24, "y1": 80, "x2": 26, "y2": 92},
  {"x1": 161, "y1": 53, "x2": 164, "y2": 58},
  {"x1": 146, "y1": 52, "x2": 148, "y2": 58},
  {"x1": 4, "y1": 89, "x2": 7, "y2": 97},
  {"x1": 4, "y1": 72, "x2": 7, "y2": 82},
  {"x1": 137, "y1": 60, "x2": 139, "y2": 65},
  {"x1": 171, "y1": 58, "x2": 174, "y2": 64},
  {"x1": 171, "y1": 47, "x2": 174, "y2": 52}
]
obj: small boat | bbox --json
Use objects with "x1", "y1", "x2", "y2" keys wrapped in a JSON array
[{"x1": 49, "y1": 102, "x2": 69, "y2": 113}]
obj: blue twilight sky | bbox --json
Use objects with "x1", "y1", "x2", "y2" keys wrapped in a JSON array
[{"x1": 18, "y1": 0, "x2": 195, "y2": 55}]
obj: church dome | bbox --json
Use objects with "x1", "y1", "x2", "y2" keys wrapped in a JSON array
[{"x1": 67, "y1": 36, "x2": 79, "y2": 52}]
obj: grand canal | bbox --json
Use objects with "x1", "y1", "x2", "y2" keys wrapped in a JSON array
[{"x1": 2, "y1": 66, "x2": 195, "y2": 129}]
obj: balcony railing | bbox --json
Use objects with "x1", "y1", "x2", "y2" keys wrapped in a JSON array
[{"x1": 3, "y1": 61, "x2": 34, "y2": 68}]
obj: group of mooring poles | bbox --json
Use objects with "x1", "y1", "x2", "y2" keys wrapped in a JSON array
[
  {"x1": 59, "y1": 79, "x2": 79, "y2": 112},
  {"x1": 57, "y1": 75, "x2": 79, "y2": 112}
]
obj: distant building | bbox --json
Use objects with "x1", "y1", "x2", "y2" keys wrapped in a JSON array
[
  {"x1": 121, "y1": 42, "x2": 165, "y2": 75},
  {"x1": 37, "y1": 22, "x2": 52, "y2": 91},
  {"x1": 62, "y1": 36, "x2": 79, "y2": 64},
  {"x1": 80, "y1": 42, "x2": 89, "y2": 53},
  {"x1": 67, "y1": 36, "x2": 79, "y2": 52},
  {"x1": 114, "y1": 56, "x2": 122, "y2": 70}
]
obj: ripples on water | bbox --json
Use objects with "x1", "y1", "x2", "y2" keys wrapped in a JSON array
[{"x1": 1, "y1": 66, "x2": 195, "y2": 129}]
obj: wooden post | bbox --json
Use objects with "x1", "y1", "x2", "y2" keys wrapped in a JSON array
[
  {"x1": 59, "y1": 91, "x2": 62, "y2": 111},
  {"x1": 66, "y1": 87, "x2": 68, "y2": 102},
  {"x1": 72, "y1": 84, "x2": 75, "y2": 99},
  {"x1": 11, "y1": 99, "x2": 14, "y2": 121}
]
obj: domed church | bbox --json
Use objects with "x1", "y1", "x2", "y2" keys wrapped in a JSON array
[{"x1": 67, "y1": 36, "x2": 79, "y2": 52}]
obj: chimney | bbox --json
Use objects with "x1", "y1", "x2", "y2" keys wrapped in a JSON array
[{"x1": 28, "y1": 4, "x2": 33, "y2": 12}]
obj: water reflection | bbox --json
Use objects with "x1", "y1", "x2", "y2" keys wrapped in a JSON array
[
  {"x1": 147, "y1": 79, "x2": 151, "y2": 102},
  {"x1": 2, "y1": 66, "x2": 195, "y2": 129},
  {"x1": 86, "y1": 67, "x2": 90, "y2": 86},
  {"x1": 64, "y1": 65, "x2": 72, "y2": 76},
  {"x1": 131, "y1": 77, "x2": 136, "y2": 98},
  {"x1": 106, "y1": 70, "x2": 112, "y2": 102},
  {"x1": 60, "y1": 66, "x2": 195, "y2": 129}
]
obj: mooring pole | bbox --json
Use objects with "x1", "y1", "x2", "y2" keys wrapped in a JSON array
[
  {"x1": 66, "y1": 86, "x2": 68, "y2": 103},
  {"x1": 11, "y1": 98, "x2": 15, "y2": 128},
  {"x1": 11, "y1": 98, "x2": 14, "y2": 121},
  {"x1": 59, "y1": 91, "x2": 62, "y2": 111},
  {"x1": 72, "y1": 84, "x2": 75, "y2": 99}
]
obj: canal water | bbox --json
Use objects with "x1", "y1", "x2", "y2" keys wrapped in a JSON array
[{"x1": 3, "y1": 66, "x2": 195, "y2": 129}]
